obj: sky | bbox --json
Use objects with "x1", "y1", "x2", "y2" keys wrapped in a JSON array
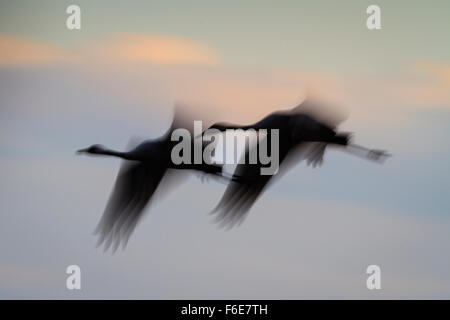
[{"x1": 0, "y1": 0, "x2": 449, "y2": 299}]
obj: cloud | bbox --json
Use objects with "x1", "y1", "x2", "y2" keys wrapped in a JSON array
[
  {"x1": 416, "y1": 61, "x2": 450, "y2": 87},
  {"x1": 0, "y1": 34, "x2": 75, "y2": 66},
  {"x1": 1, "y1": 32, "x2": 447, "y2": 114},
  {"x1": 70, "y1": 57, "x2": 450, "y2": 123},
  {"x1": 93, "y1": 33, "x2": 219, "y2": 66},
  {"x1": 395, "y1": 61, "x2": 450, "y2": 108},
  {"x1": 0, "y1": 33, "x2": 219, "y2": 67}
]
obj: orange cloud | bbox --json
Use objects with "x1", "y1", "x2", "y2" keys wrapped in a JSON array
[
  {"x1": 95, "y1": 33, "x2": 219, "y2": 66},
  {"x1": 416, "y1": 61, "x2": 450, "y2": 85},
  {"x1": 402, "y1": 61, "x2": 450, "y2": 107},
  {"x1": 0, "y1": 33, "x2": 219, "y2": 67},
  {"x1": 0, "y1": 34, "x2": 74, "y2": 66}
]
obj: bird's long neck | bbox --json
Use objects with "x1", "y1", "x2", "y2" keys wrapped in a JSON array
[
  {"x1": 95, "y1": 148, "x2": 135, "y2": 160},
  {"x1": 210, "y1": 122, "x2": 253, "y2": 132}
]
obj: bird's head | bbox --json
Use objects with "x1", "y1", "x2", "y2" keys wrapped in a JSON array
[{"x1": 77, "y1": 144, "x2": 107, "y2": 155}]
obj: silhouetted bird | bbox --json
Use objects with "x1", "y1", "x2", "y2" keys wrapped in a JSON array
[
  {"x1": 77, "y1": 110, "x2": 227, "y2": 252},
  {"x1": 206, "y1": 100, "x2": 390, "y2": 228}
]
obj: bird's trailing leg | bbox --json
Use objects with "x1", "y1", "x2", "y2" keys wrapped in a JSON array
[{"x1": 345, "y1": 144, "x2": 391, "y2": 163}]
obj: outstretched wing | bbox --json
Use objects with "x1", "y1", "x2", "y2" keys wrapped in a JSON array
[
  {"x1": 212, "y1": 133, "x2": 290, "y2": 228},
  {"x1": 290, "y1": 99, "x2": 348, "y2": 129},
  {"x1": 211, "y1": 157, "x2": 273, "y2": 229},
  {"x1": 290, "y1": 142, "x2": 327, "y2": 168},
  {"x1": 212, "y1": 140, "x2": 329, "y2": 228},
  {"x1": 94, "y1": 159, "x2": 167, "y2": 252}
]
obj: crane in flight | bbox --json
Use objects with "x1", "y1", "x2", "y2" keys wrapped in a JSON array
[
  {"x1": 204, "y1": 100, "x2": 390, "y2": 228},
  {"x1": 77, "y1": 109, "x2": 231, "y2": 252}
]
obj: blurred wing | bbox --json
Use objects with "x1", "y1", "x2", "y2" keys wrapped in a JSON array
[
  {"x1": 212, "y1": 136, "x2": 289, "y2": 228},
  {"x1": 292, "y1": 142, "x2": 327, "y2": 168},
  {"x1": 94, "y1": 160, "x2": 167, "y2": 252},
  {"x1": 212, "y1": 158, "x2": 273, "y2": 229},
  {"x1": 162, "y1": 103, "x2": 216, "y2": 140},
  {"x1": 291, "y1": 99, "x2": 348, "y2": 129},
  {"x1": 213, "y1": 141, "x2": 328, "y2": 228}
]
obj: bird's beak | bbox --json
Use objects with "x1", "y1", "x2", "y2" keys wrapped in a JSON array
[{"x1": 76, "y1": 148, "x2": 88, "y2": 154}]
